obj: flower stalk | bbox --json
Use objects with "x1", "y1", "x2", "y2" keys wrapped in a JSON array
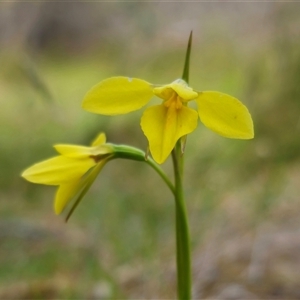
[
  {"x1": 112, "y1": 144, "x2": 175, "y2": 195},
  {"x1": 171, "y1": 33, "x2": 193, "y2": 299},
  {"x1": 172, "y1": 143, "x2": 192, "y2": 300}
]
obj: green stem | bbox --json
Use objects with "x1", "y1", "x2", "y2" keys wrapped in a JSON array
[
  {"x1": 172, "y1": 143, "x2": 192, "y2": 300},
  {"x1": 112, "y1": 144, "x2": 175, "y2": 195},
  {"x1": 146, "y1": 158, "x2": 175, "y2": 196}
]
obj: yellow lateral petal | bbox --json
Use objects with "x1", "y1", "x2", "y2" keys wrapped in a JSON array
[
  {"x1": 196, "y1": 92, "x2": 254, "y2": 139},
  {"x1": 141, "y1": 105, "x2": 198, "y2": 164},
  {"x1": 82, "y1": 77, "x2": 154, "y2": 115},
  {"x1": 21, "y1": 156, "x2": 96, "y2": 185}
]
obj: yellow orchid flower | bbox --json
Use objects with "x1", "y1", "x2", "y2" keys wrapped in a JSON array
[
  {"x1": 82, "y1": 77, "x2": 254, "y2": 164},
  {"x1": 21, "y1": 133, "x2": 114, "y2": 215}
]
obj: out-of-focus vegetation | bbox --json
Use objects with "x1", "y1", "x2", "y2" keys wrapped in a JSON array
[{"x1": 1, "y1": 2, "x2": 300, "y2": 299}]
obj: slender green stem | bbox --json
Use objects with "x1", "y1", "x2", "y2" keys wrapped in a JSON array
[
  {"x1": 172, "y1": 143, "x2": 192, "y2": 300},
  {"x1": 146, "y1": 158, "x2": 175, "y2": 196},
  {"x1": 112, "y1": 144, "x2": 175, "y2": 195}
]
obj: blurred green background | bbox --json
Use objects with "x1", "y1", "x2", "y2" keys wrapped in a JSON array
[{"x1": 1, "y1": 2, "x2": 300, "y2": 299}]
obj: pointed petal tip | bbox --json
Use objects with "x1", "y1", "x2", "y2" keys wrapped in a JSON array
[
  {"x1": 245, "y1": 129, "x2": 255, "y2": 140},
  {"x1": 21, "y1": 170, "x2": 27, "y2": 179},
  {"x1": 151, "y1": 154, "x2": 165, "y2": 165},
  {"x1": 234, "y1": 132, "x2": 254, "y2": 140},
  {"x1": 21, "y1": 168, "x2": 40, "y2": 184}
]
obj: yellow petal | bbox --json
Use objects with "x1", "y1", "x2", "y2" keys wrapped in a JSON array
[
  {"x1": 21, "y1": 156, "x2": 96, "y2": 185},
  {"x1": 170, "y1": 79, "x2": 198, "y2": 101},
  {"x1": 153, "y1": 79, "x2": 198, "y2": 102},
  {"x1": 54, "y1": 145, "x2": 93, "y2": 158},
  {"x1": 54, "y1": 144, "x2": 112, "y2": 158},
  {"x1": 55, "y1": 179, "x2": 82, "y2": 214},
  {"x1": 82, "y1": 77, "x2": 153, "y2": 115},
  {"x1": 141, "y1": 105, "x2": 198, "y2": 164},
  {"x1": 91, "y1": 132, "x2": 106, "y2": 146},
  {"x1": 54, "y1": 160, "x2": 107, "y2": 215},
  {"x1": 196, "y1": 92, "x2": 254, "y2": 139}
]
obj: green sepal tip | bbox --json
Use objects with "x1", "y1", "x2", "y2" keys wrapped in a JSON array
[{"x1": 181, "y1": 31, "x2": 193, "y2": 84}]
